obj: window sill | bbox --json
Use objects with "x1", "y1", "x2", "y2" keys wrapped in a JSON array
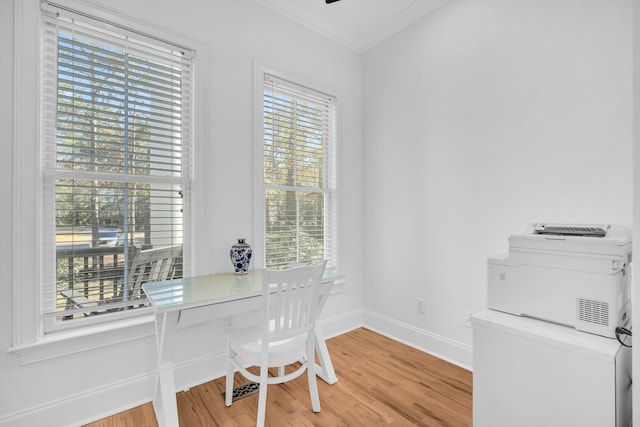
[{"x1": 8, "y1": 315, "x2": 156, "y2": 365}]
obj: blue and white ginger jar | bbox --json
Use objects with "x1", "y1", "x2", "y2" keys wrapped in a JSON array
[{"x1": 230, "y1": 238, "x2": 252, "y2": 275}]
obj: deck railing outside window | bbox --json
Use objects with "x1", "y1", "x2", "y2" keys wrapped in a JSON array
[{"x1": 55, "y1": 243, "x2": 183, "y2": 320}]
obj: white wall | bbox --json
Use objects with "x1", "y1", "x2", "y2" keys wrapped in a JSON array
[
  {"x1": 362, "y1": 0, "x2": 632, "y2": 367},
  {"x1": 1, "y1": 0, "x2": 364, "y2": 425}
]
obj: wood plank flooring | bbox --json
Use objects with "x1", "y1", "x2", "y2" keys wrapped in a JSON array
[{"x1": 85, "y1": 328, "x2": 472, "y2": 426}]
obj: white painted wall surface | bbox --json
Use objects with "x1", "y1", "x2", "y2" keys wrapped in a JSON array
[
  {"x1": 1, "y1": 0, "x2": 363, "y2": 425},
  {"x1": 362, "y1": 0, "x2": 632, "y2": 366}
]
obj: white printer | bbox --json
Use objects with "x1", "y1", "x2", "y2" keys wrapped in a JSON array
[{"x1": 487, "y1": 224, "x2": 632, "y2": 338}]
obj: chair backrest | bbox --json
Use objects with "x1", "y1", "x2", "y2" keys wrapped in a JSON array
[
  {"x1": 262, "y1": 260, "x2": 327, "y2": 343},
  {"x1": 127, "y1": 244, "x2": 183, "y2": 299}
]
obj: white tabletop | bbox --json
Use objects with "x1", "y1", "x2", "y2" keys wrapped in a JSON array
[{"x1": 143, "y1": 269, "x2": 345, "y2": 313}]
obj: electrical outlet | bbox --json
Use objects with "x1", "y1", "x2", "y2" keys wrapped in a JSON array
[
  {"x1": 462, "y1": 311, "x2": 472, "y2": 328},
  {"x1": 416, "y1": 297, "x2": 425, "y2": 314}
]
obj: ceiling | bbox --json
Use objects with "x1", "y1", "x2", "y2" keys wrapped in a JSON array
[{"x1": 256, "y1": 0, "x2": 450, "y2": 53}]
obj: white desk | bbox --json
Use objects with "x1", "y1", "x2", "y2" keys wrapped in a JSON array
[{"x1": 143, "y1": 269, "x2": 345, "y2": 427}]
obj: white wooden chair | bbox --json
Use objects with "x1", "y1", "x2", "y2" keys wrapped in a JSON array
[
  {"x1": 62, "y1": 244, "x2": 182, "y2": 315},
  {"x1": 125, "y1": 244, "x2": 183, "y2": 301},
  {"x1": 224, "y1": 261, "x2": 327, "y2": 427}
]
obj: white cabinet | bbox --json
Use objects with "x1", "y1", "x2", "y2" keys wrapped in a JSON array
[{"x1": 472, "y1": 310, "x2": 632, "y2": 427}]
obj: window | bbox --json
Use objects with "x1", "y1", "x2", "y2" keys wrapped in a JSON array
[
  {"x1": 40, "y1": 2, "x2": 192, "y2": 329},
  {"x1": 261, "y1": 73, "x2": 337, "y2": 268}
]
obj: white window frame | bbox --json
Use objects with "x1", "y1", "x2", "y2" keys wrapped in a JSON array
[
  {"x1": 253, "y1": 64, "x2": 338, "y2": 270},
  {"x1": 11, "y1": 0, "x2": 210, "y2": 362},
  {"x1": 40, "y1": 1, "x2": 194, "y2": 332}
]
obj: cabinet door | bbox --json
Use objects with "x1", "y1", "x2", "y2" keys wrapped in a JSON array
[{"x1": 473, "y1": 323, "x2": 616, "y2": 427}]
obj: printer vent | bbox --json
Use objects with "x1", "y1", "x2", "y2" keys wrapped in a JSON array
[{"x1": 577, "y1": 298, "x2": 609, "y2": 327}]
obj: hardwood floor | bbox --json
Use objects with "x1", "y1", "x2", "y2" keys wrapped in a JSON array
[{"x1": 85, "y1": 328, "x2": 472, "y2": 426}]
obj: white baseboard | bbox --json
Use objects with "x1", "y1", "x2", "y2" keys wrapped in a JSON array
[
  {"x1": 362, "y1": 310, "x2": 473, "y2": 371},
  {"x1": 0, "y1": 371, "x2": 156, "y2": 427},
  {"x1": 0, "y1": 308, "x2": 470, "y2": 426},
  {"x1": 319, "y1": 308, "x2": 365, "y2": 340}
]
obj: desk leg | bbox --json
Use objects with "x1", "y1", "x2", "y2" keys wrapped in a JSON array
[
  {"x1": 314, "y1": 325, "x2": 338, "y2": 385},
  {"x1": 152, "y1": 311, "x2": 180, "y2": 427}
]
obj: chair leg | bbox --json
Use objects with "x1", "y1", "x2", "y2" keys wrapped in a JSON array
[
  {"x1": 256, "y1": 362, "x2": 269, "y2": 427},
  {"x1": 225, "y1": 348, "x2": 235, "y2": 407},
  {"x1": 307, "y1": 335, "x2": 321, "y2": 412}
]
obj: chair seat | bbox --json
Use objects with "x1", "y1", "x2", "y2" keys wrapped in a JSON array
[
  {"x1": 227, "y1": 325, "x2": 308, "y2": 367},
  {"x1": 61, "y1": 289, "x2": 101, "y2": 312}
]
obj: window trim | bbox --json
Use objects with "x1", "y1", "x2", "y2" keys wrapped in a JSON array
[
  {"x1": 252, "y1": 62, "x2": 339, "y2": 270},
  {"x1": 11, "y1": 0, "x2": 210, "y2": 359}
]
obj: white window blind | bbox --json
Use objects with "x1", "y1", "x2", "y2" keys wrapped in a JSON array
[
  {"x1": 40, "y1": 2, "x2": 192, "y2": 326},
  {"x1": 262, "y1": 73, "x2": 337, "y2": 269}
]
